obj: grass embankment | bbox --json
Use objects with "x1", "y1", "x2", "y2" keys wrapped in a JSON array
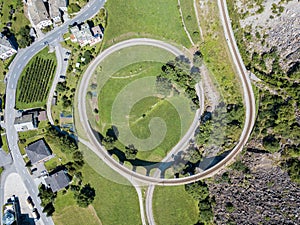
[
  {"x1": 103, "y1": 0, "x2": 190, "y2": 48},
  {"x1": 153, "y1": 186, "x2": 199, "y2": 225},
  {"x1": 16, "y1": 47, "x2": 57, "y2": 109},
  {"x1": 196, "y1": 0, "x2": 242, "y2": 104},
  {"x1": 179, "y1": 0, "x2": 202, "y2": 44},
  {"x1": 0, "y1": 130, "x2": 9, "y2": 153}
]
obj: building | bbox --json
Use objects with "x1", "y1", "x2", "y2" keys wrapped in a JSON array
[
  {"x1": 90, "y1": 25, "x2": 103, "y2": 46},
  {"x1": 45, "y1": 170, "x2": 70, "y2": 192},
  {"x1": 14, "y1": 114, "x2": 36, "y2": 132},
  {"x1": 25, "y1": 139, "x2": 52, "y2": 164},
  {"x1": 14, "y1": 109, "x2": 46, "y2": 132},
  {"x1": 0, "y1": 34, "x2": 17, "y2": 60},
  {"x1": 49, "y1": 0, "x2": 68, "y2": 25},
  {"x1": 70, "y1": 23, "x2": 103, "y2": 47},
  {"x1": 27, "y1": 0, "x2": 52, "y2": 29},
  {"x1": 70, "y1": 23, "x2": 94, "y2": 46}
]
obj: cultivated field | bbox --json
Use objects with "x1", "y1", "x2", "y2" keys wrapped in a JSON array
[{"x1": 16, "y1": 47, "x2": 56, "y2": 109}]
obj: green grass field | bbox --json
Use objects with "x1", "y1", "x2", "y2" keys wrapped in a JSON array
[
  {"x1": 52, "y1": 162, "x2": 141, "y2": 225},
  {"x1": 196, "y1": 0, "x2": 242, "y2": 104},
  {"x1": 103, "y1": 0, "x2": 191, "y2": 48},
  {"x1": 0, "y1": 132, "x2": 9, "y2": 153},
  {"x1": 16, "y1": 47, "x2": 57, "y2": 109},
  {"x1": 153, "y1": 186, "x2": 199, "y2": 225},
  {"x1": 96, "y1": 60, "x2": 194, "y2": 161},
  {"x1": 179, "y1": 0, "x2": 202, "y2": 44}
]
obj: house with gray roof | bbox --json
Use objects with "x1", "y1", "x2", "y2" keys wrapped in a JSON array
[
  {"x1": 45, "y1": 170, "x2": 70, "y2": 192},
  {"x1": 25, "y1": 139, "x2": 52, "y2": 164}
]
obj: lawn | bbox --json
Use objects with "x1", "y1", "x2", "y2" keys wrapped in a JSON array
[
  {"x1": 95, "y1": 59, "x2": 194, "y2": 161},
  {"x1": 153, "y1": 185, "x2": 199, "y2": 225},
  {"x1": 179, "y1": 0, "x2": 202, "y2": 44},
  {"x1": 196, "y1": 0, "x2": 243, "y2": 104},
  {"x1": 0, "y1": 0, "x2": 30, "y2": 32},
  {"x1": 103, "y1": 0, "x2": 191, "y2": 48},
  {"x1": 16, "y1": 47, "x2": 57, "y2": 109},
  {"x1": 0, "y1": 132, "x2": 9, "y2": 153},
  {"x1": 52, "y1": 142, "x2": 142, "y2": 225}
]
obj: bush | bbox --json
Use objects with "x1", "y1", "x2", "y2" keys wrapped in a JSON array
[{"x1": 68, "y1": 3, "x2": 81, "y2": 13}]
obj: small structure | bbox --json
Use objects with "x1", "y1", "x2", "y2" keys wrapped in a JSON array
[
  {"x1": 70, "y1": 23, "x2": 103, "y2": 47},
  {"x1": 25, "y1": 139, "x2": 52, "y2": 165},
  {"x1": 45, "y1": 170, "x2": 70, "y2": 192},
  {"x1": 0, "y1": 33, "x2": 17, "y2": 60},
  {"x1": 2, "y1": 196, "x2": 20, "y2": 225}
]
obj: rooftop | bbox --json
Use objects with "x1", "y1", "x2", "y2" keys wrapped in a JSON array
[
  {"x1": 45, "y1": 170, "x2": 70, "y2": 192},
  {"x1": 29, "y1": 0, "x2": 50, "y2": 25},
  {"x1": 25, "y1": 139, "x2": 52, "y2": 164}
]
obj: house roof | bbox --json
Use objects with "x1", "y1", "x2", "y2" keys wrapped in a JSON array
[
  {"x1": 29, "y1": 0, "x2": 50, "y2": 26},
  {"x1": 37, "y1": 110, "x2": 47, "y2": 121},
  {"x1": 91, "y1": 26, "x2": 102, "y2": 36},
  {"x1": 25, "y1": 139, "x2": 52, "y2": 164},
  {"x1": 45, "y1": 170, "x2": 70, "y2": 192}
]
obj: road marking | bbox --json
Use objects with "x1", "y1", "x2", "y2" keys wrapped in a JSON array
[{"x1": 17, "y1": 64, "x2": 21, "y2": 69}]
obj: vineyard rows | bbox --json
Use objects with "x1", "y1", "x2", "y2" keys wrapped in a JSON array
[{"x1": 18, "y1": 56, "x2": 56, "y2": 104}]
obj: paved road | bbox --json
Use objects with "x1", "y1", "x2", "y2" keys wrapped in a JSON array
[{"x1": 2, "y1": 0, "x2": 106, "y2": 224}]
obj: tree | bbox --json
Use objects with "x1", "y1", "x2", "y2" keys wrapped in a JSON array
[
  {"x1": 263, "y1": 134, "x2": 280, "y2": 153},
  {"x1": 68, "y1": 3, "x2": 81, "y2": 13},
  {"x1": 83, "y1": 50, "x2": 93, "y2": 64},
  {"x1": 156, "y1": 75, "x2": 172, "y2": 97},
  {"x1": 75, "y1": 184, "x2": 96, "y2": 207},
  {"x1": 125, "y1": 144, "x2": 138, "y2": 160},
  {"x1": 38, "y1": 184, "x2": 56, "y2": 207},
  {"x1": 18, "y1": 25, "x2": 32, "y2": 48},
  {"x1": 42, "y1": 203, "x2": 55, "y2": 217},
  {"x1": 72, "y1": 151, "x2": 83, "y2": 161}
]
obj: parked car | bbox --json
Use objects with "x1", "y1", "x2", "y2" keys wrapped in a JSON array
[
  {"x1": 26, "y1": 196, "x2": 34, "y2": 210},
  {"x1": 32, "y1": 208, "x2": 40, "y2": 221}
]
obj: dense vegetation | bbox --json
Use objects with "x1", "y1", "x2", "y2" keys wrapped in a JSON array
[
  {"x1": 185, "y1": 181, "x2": 214, "y2": 224},
  {"x1": 157, "y1": 56, "x2": 199, "y2": 110},
  {"x1": 227, "y1": 0, "x2": 300, "y2": 183}
]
